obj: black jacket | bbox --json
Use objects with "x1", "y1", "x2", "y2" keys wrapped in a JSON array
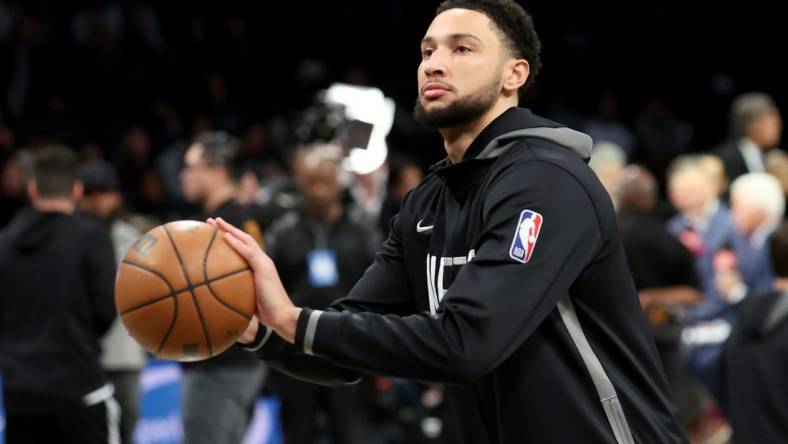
[
  {"x1": 722, "y1": 290, "x2": 788, "y2": 444},
  {"x1": 0, "y1": 208, "x2": 116, "y2": 411},
  {"x1": 714, "y1": 140, "x2": 751, "y2": 184},
  {"x1": 265, "y1": 210, "x2": 379, "y2": 310},
  {"x1": 246, "y1": 108, "x2": 687, "y2": 443}
]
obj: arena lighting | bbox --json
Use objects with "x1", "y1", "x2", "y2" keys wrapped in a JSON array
[{"x1": 322, "y1": 83, "x2": 395, "y2": 175}]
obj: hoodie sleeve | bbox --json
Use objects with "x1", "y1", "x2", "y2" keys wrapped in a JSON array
[
  {"x1": 83, "y1": 223, "x2": 118, "y2": 336},
  {"x1": 290, "y1": 161, "x2": 603, "y2": 383},
  {"x1": 247, "y1": 207, "x2": 418, "y2": 385}
]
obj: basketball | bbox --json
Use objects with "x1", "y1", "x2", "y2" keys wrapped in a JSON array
[{"x1": 115, "y1": 220, "x2": 256, "y2": 362}]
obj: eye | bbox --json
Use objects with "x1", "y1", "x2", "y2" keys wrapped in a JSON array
[
  {"x1": 422, "y1": 48, "x2": 434, "y2": 59},
  {"x1": 455, "y1": 45, "x2": 472, "y2": 54}
]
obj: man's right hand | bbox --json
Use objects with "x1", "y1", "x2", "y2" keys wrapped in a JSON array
[{"x1": 208, "y1": 217, "x2": 303, "y2": 343}]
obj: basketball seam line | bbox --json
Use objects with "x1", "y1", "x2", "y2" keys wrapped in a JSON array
[
  {"x1": 114, "y1": 256, "x2": 179, "y2": 355},
  {"x1": 156, "y1": 288, "x2": 178, "y2": 355},
  {"x1": 119, "y1": 260, "x2": 175, "y2": 293},
  {"x1": 203, "y1": 227, "x2": 253, "y2": 321},
  {"x1": 162, "y1": 224, "x2": 214, "y2": 357},
  {"x1": 118, "y1": 263, "x2": 250, "y2": 315}
]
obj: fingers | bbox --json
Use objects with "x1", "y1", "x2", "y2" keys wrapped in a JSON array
[
  {"x1": 223, "y1": 232, "x2": 263, "y2": 269},
  {"x1": 214, "y1": 217, "x2": 255, "y2": 246}
]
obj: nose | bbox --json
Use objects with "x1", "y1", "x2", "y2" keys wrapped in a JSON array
[{"x1": 422, "y1": 49, "x2": 447, "y2": 78}]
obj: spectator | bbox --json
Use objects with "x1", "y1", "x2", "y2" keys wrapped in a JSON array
[
  {"x1": 715, "y1": 93, "x2": 782, "y2": 183},
  {"x1": 0, "y1": 146, "x2": 119, "y2": 443},
  {"x1": 78, "y1": 159, "x2": 147, "y2": 444},
  {"x1": 265, "y1": 145, "x2": 376, "y2": 444},
  {"x1": 717, "y1": 173, "x2": 785, "y2": 305},
  {"x1": 615, "y1": 165, "x2": 702, "y2": 428},
  {"x1": 682, "y1": 173, "x2": 784, "y2": 412},
  {"x1": 666, "y1": 154, "x2": 740, "y2": 320},
  {"x1": 178, "y1": 131, "x2": 267, "y2": 444}
]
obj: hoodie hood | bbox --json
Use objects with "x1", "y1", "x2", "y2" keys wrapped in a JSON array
[
  {"x1": 430, "y1": 107, "x2": 593, "y2": 173},
  {"x1": 5, "y1": 207, "x2": 72, "y2": 252},
  {"x1": 477, "y1": 126, "x2": 593, "y2": 161}
]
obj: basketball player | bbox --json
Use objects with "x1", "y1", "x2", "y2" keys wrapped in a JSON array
[{"x1": 216, "y1": 1, "x2": 688, "y2": 442}]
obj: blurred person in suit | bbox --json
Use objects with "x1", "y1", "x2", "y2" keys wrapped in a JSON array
[
  {"x1": 666, "y1": 155, "x2": 741, "y2": 321},
  {"x1": 715, "y1": 172, "x2": 785, "y2": 307},
  {"x1": 715, "y1": 93, "x2": 782, "y2": 183}
]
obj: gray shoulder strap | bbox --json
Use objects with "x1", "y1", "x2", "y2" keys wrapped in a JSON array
[{"x1": 557, "y1": 294, "x2": 635, "y2": 444}]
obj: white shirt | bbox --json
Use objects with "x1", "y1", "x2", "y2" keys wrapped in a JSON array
[{"x1": 738, "y1": 138, "x2": 766, "y2": 173}]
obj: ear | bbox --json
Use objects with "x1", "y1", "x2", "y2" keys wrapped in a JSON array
[{"x1": 502, "y1": 59, "x2": 530, "y2": 97}]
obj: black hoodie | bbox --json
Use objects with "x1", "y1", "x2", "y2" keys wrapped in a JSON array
[
  {"x1": 245, "y1": 108, "x2": 687, "y2": 443},
  {"x1": 0, "y1": 207, "x2": 116, "y2": 412}
]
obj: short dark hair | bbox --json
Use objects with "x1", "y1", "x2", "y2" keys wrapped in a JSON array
[
  {"x1": 769, "y1": 222, "x2": 788, "y2": 278},
  {"x1": 192, "y1": 131, "x2": 242, "y2": 180},
  {"x1": 31, "y1": 145, "x2": 79, "y2": 198},
  {"x1": 436, "y1": 0, "x2": 542, "y2": 96}
]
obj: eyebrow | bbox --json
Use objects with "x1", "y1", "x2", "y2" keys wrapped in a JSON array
[{"x1": 421, "y1": 33, "x2": 483, "y2": 45}]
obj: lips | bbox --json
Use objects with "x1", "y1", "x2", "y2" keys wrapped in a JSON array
[{"x1": 421, "y1": 82, "x2": 451, "y2": 99}]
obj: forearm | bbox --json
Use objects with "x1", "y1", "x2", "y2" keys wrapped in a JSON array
[{"x1": 241, "y1": 320, "x2": 361, "y2": 386}]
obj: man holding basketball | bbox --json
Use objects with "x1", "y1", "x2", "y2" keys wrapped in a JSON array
[{"x1": 214, "y1": 1, "x2": 688, "y2": 442}]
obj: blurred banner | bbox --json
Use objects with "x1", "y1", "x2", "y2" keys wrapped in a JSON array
[{"x1": 0, "y1": 360, "x2": 282, "y2": 444}]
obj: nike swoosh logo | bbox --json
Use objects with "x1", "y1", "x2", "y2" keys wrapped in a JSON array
[{"x1": 416, "y1": 219, "x2": 434, "y2": 233}]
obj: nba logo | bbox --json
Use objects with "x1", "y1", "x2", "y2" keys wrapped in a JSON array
[{"x1": 509, "y1": 209, "x2": 543, "y2": 264}]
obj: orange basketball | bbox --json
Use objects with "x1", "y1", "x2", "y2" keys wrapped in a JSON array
[{"x1": 115, "y1": 220, "x2": 256, "y2": 362}]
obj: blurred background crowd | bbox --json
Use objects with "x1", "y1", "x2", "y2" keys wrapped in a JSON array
[{"x1": 1, "y1": 1, "x2": 787, "y2": 444}]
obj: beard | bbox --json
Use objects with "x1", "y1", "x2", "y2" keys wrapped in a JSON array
[{"x1": 413, "y1": 74, "x2": 501, "y2": 129}]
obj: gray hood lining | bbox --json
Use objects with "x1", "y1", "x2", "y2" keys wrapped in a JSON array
[{"x1": 476, "y1": 127, "x2": 593, "y2": 161}]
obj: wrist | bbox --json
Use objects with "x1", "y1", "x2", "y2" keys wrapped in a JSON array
[{"x1": 273, "y1": 306, "x2": 302, "y2": 343}]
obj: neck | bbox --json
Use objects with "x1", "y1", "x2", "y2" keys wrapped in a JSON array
[
  {"x1": 774, "y1": 278, "x2": 788, "y2": 292},
  {"x1": 439, "y1": 102, "x2": 515, "y2": 164},
  {"x1": 306, "y1": 201, "x2": 342, "y2": 222},
  {"x1": 204, "y1": 183, "x2": 236, "y2": 214},
  {"x1": 33, "y1": 198, "x2": 75, "y2": 214}
]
